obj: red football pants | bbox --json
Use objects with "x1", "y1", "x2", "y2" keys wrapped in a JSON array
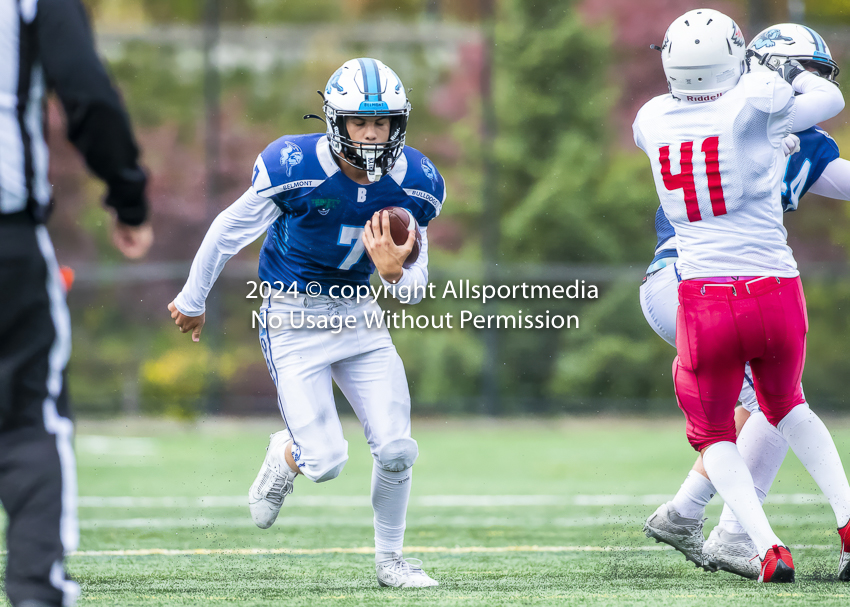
[{"x1": 674, "y1": 276, "x2": 807, "y2": 451}]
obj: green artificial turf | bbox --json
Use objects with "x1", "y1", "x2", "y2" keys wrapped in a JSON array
[{"x1": 3, "y1": 416, "x2": 850, "y2": 606}]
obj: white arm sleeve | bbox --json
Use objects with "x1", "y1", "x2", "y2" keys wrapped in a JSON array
[
  {"x1": 808, "y1": 158, "x2": 850, "y2": 201},
  {"x1": 173, "y1": 188, "x2": 283, "y2": 316},
  {"x1": 380, "y1": 226, "x2": 430, "y2": 305},
  {"x1": 791, "y1": 71, "x2": 845, "y2": 133}
]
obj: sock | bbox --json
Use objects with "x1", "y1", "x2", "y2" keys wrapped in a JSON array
[
  {"x1": 778, "y1": 403, "x2": 850, "y2": 528},
  {"x1": 670, "y1": 470, "x2": 716, "y2": 519},
  {"x1": 718, "y1": 411, "x2": 789, "y2": 535},
  {"x1": 274, "y1": 438, "x2": 299, "y2": 477},
  {"x1": 372, "y1": 462, "x2": 412, "y2": 562},
  {"x1": 703, "y1": 441, "x2": 782, "y2": 558}
]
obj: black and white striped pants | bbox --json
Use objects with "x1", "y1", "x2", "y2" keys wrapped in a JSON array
[{"x1": 0, "y1": 212, "x2": 79, "y2": 607}]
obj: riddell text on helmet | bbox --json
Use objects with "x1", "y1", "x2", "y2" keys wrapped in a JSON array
[{"x1": 685, "y1": 92, "x2": 725, "y2": 102}]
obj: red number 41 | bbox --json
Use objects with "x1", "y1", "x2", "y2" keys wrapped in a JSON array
[{"x1": 659, "y1": 136, "x2": 726, "y2": 222}]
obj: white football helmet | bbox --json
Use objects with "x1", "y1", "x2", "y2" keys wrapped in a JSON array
[
  {"x1": 747, "y1": 24, "x2": 839, "y2": 83},
  {"x1": 321, "y1": 58, "x2": 411, "y2": 182},
  {"x1": 659, "y1": 8, "x2": 747, "y2": 101}
]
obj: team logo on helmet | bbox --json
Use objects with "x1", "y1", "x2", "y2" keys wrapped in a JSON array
[
  {"x1": 421, "y1": 157, "x2": 438, "y2": 187},
  {"x1": 753, "y1": 28, "x2": 794, "y2": 50},
  {"x1": 279, "y1": 142, "x2": 303, "y2": 177},
  {"x1": 326, "y1": 68, "x2": 345, "y2": 95},
  {"x1": 731, "y1": 24, "x2": 745, "y2": 47}
]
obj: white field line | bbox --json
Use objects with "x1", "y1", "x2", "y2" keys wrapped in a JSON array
[
  {"x1": 74, "y1": 512, "x2": 837, "y2": 530},
  {"x1": 1, "y1": 544, "x2": 833, "y2": 558},
  {"x1": 68, "y1": 545, "x2": 673, "y2": 557},
  {"x1": 76, "y1": 493, "x2": 830, "y2": 508},
  {"x1": 78, "y1": 515, "x2": 642, "y2": 529}
]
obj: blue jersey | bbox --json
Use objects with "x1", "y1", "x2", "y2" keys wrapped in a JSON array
[
  {"x1": 648, "y1": 126, "x2": 840, "y2": 269},
  {"x1": 252, "y1": 133, "x2": 445, "y2": 293},
  {"x1": 781, "y1": 126, "x2": 840, "y2": 212}
]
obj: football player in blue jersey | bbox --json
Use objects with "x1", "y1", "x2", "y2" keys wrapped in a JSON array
[
  {"x1": 167, "y1": 58, "x2": 445, "y2": 588},
  {"x1": 640, "y1": 24, "x2": 850, "y2": 580}
]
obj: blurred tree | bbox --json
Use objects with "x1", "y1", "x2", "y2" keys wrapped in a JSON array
[
  {"x1": 805, "y1": 0, "x2": 850, "y2": 24},
  {"x1": 140, "y1": 0, "x2": 254, "y2": 23},
  {"x1": 251, "y1": 0, "x2": 346, "y2": 23},
  {"x1": 494, "y1": 0, "x2": 656, "y2": 263},
  {"x1": 488, "y1": 0, "x2": 665, "y2": 410},
  {"x1": 346, "y1": 0, "x2": 421, "y2": 18}
]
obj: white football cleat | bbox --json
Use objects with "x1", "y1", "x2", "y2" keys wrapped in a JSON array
[
  {"x1": 248, "y1": 431, "x2": 296, "y2": 529},
  {"x1": 376, "y1": 554, "x2": 439, "y2": 588},
  {"x1": 643, "y1": 502, "x2": 708, "y2": 569},
  {"x1": 702, "y1": 526, "x2": 759, "y2": 579}
]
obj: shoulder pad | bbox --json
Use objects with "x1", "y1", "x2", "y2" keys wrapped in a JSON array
[
  {"x1": 389, "y1": 146, "x2": 446, "y2": 220},
  {"x1": 740, "y1": 71, "x2": 793, "y2": 114},
  {"x1": 252, "y1": 133, "x2": 329, "y2": 198}
]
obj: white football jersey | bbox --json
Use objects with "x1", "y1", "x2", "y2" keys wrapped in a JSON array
[{"x1": 634, "y1": 72, "x2": 798, "y2": 279}]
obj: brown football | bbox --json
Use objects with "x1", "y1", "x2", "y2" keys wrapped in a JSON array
[{"x1": 379, "y1": 206, "x2": 421, "y2": 269}]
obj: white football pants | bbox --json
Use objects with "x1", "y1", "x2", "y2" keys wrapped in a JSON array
[{"x1": 258, "y1": 293, "x2": 416, "y2": 483}]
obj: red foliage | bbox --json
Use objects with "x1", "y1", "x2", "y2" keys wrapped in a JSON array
[{"x1": 578, "y1": 0, "x2": 745, "y2": 146}]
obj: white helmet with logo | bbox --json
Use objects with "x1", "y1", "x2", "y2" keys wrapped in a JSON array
[
  {"x1": 748, "y1": 24, "x2": 839, "y2": 83},
  {"x1": 321, "y1": 58, "x2": 411, "y2": 183},
  {"x1": 659, "y1": 8, "x2": 747, "y2": 101}
]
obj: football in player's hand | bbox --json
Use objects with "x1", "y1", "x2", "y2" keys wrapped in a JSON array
[{"x1": 380, "y1": 207, "x2": 421, "y2": 268}]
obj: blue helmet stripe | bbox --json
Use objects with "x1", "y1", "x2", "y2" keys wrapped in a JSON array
[
  {"x1": 357, "y1": 58, "x2": 382, "y2": 102},
  {"x1": 802, "y1": 25, "x2": 826, "y2": 54}
]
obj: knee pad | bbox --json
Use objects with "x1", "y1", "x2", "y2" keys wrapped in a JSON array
[{"x1": 376, "y1": 438, "x2": 418, "y2": 472}]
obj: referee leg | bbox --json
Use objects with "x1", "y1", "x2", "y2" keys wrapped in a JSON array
[{"x1": 0, "y1": 219, "x2": 79, "y2": 607}]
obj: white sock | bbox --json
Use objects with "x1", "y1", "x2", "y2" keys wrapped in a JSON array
[
  {"x1": 778, "y1": 403, "x2": 850, "y2": 528},
  {"x1": 670, "y1": 470, "x2": 716, "y2": 519},
  {"x1": 372, "y1": 462, "x2": 412, "y2": 562},
  {"x1": 718, "y1": 411, "x2": 789, "y2": 535},
  {"x1": 703, "y1": 441, "x2": 782, "y2": 558}
]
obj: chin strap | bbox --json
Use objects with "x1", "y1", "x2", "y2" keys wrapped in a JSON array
[{"x1": 746, "y1": 48, "x2": 770, "y2": 70}]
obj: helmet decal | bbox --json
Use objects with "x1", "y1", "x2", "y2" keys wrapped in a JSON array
[
  {"x1": 731, "y1": 24, "x2": 745, "y2": 47},
  {"x1": 357, "y1": 58, "x2": 382, "y2": 101},
  {"x1": 801, "y1": 25, "x2": 826, "y2": 52},
  {"x1": 357, "y1": 58, "x2": 389, "y2": 112},
  {"x1": 326, "y1": 68, "x2": 345, "y2": 95},
  {"x1": 279, "y1": 142, "x2": 303, "y2": 177},
  {"x1": 387, "y1": 67, "x2": 403, "y2": 93},
  {"x1": 753, "y1": 29, "x2": 794, "y2": 50}
]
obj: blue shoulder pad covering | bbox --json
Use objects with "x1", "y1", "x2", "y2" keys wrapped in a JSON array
[{"x1": 397, "y1": 146, "x2": 446, "y2": 225}]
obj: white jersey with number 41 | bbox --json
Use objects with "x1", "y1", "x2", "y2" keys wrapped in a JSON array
[{"x1": 633, "y1": 71, "x2": 798, "y2": 280}]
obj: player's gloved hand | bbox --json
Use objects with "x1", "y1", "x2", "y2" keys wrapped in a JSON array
[
  {"x1": 777, "y1": 59, "x2": 807, "y2": 86},
  {"x1": 781, "y1": 133, "x2": 801, "y2": 157},
  {"x1": 363, "y1": 210, "x2": 414, "y2": 284},
  {"x1": 168, "y1": 300, "x2": 205, "y2": 342}
]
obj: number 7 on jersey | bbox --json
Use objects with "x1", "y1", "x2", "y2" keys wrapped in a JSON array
[{"x1": 659, "y1": 136, "x2": 727, "y2": 222}]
